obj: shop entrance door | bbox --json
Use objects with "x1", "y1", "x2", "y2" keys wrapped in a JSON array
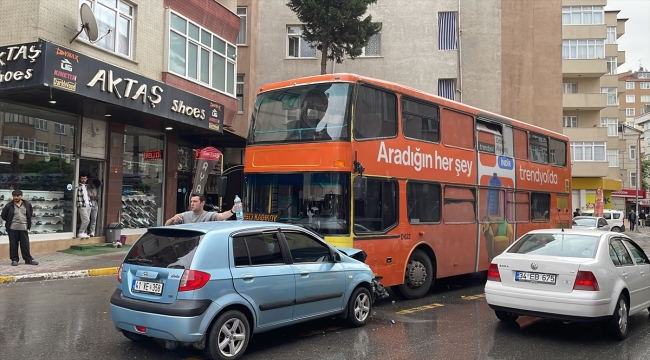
[
  {"x1": 176, "y1": 172, "x2": 191, "y2": 213},
  {"x1": 78, "y1": 159, "x2": 105, "y2": 237}
]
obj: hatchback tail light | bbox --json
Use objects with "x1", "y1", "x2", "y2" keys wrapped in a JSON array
[
  {"x1": 178, "y1": 270, "x2": 211, "y2": 292},
  {"x1": 117, "y1": 263, "x2": 124, "y2": 284},
  {"x1": 573, "y1": 270, "x2": 599, "y2": 291},
  {"x1": 487, "y1": 263, "x2": 501, "y2": 282}
]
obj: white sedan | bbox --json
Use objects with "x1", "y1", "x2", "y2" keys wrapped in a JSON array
[{"x1": 485, "y1": 229, "x2": 650, "y2": 339}]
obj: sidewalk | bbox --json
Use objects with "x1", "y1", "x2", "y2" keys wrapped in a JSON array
[{"x1": 0, "y1": 250, "x2": 124, "y2": 284}]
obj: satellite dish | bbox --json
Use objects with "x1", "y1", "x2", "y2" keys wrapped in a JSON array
[{"x1": 69, "y1": 3, "x2": 101, "y2": 43}]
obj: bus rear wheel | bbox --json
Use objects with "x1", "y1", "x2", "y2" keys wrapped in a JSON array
[{"x1": 391, "y1": 249, "x2": 434, "y2": 300}]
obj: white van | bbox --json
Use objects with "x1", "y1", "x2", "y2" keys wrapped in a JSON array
[{"x1": 580, "y1": 209, "x2": 625, "y2": 232}]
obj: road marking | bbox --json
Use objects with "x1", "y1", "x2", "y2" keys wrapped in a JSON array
[
  {"x1": 395, "y1": 303, "x2": 444, "y2": 315},
  {"x1": 299, "y1": 326, "x2": 342, "y2": 337},
  {"x1": 0, "y1": 276, "x2": 17, "y2": 284},
  {"x1": 88, "y1": 267, "x2": 119, "y2": 277},
  {"x1": 461, "y1": 293, "x2": 486, "y2": 301}
]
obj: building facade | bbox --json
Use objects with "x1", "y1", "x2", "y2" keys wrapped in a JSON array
[
  {"x1": 619, "y1": 70, "x2": 650, "y2": 126},
  {"x1": 0, "y1": 0, "x2": 246, "y2": 259},
  {"x1": 561, "y1": 1, "x2": 627, "y2": 212},
  {"x1": 235, "y1": 0, "x2": 563, "y2": 135}
]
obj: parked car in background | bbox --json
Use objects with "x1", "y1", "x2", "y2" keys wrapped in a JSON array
[
  {"x1": 110, "y1": 221, "x2": 380, "y2": 360},
  {"x1": 572, "y1": 216, "x2": 611, "y2": 231},
  {"x1": 485, "y1": 229, "x2": 650, "y2": 339},
  {"x1": 581, "y1": 209, "x2": 625, "y2": 232}
]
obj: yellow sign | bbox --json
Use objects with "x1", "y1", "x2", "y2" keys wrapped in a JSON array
[{"x1": 243, "y1": 212, "x2": 279, "y2": 222}]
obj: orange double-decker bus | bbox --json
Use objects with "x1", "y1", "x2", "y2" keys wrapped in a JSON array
[{"x1": 243, "y1": 74, "x2": 571, "y2": 299}]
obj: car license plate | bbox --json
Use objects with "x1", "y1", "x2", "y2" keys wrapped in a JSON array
[
  {"x1": 132, "y1": 280, "x2": 163, "y2": 295},
  {"x1": 515, "y1": 271, "x2": 556, "y2": 284}
]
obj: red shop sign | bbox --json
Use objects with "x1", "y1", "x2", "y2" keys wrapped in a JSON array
[{"x1": 144, "y1": 149, "x2": 163, "y2": 161}]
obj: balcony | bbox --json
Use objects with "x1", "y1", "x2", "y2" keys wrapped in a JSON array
[
  {"x1": 618, "y1": 80, "x2": 626, "y2": 95},
  {"x1": 605, "y1": 44, "x2": 619, "y2": 58},
  {"x1": 571, "y1": 161, "x2": 610, "y2": 177},
  {"x1": 617, "y1": 18, "x2": 626, "y2": 38},
  {"x1": 563, "y1": 126, "x2": 608, "y2": 141},
  {"x1": 618, "y1": 50, "x2": 626, "y2": 66},
  {"x1": 563, "y1": 59, "x2": 607, "y2": 78},
  {"x1": 563, "y1": 93, "x2": 607, "y2": 111},
  {"x1": 562, "y1": 0, "x2": 606, "y2": 6},
  {"x1": 562, "y1": 25, "x2": 606, "y2": 40}
]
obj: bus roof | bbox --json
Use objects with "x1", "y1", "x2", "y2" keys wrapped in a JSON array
[{"x1": 256, "y1": 73, "x2": 568, "y2": 141}]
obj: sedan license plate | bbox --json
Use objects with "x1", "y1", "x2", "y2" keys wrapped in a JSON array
[
  {"x1": 515, "y1": 271, "x2": 556, "y2": 285},
  {"x1": 132, "y1": 280, "x2": 163, "y2": 295}
]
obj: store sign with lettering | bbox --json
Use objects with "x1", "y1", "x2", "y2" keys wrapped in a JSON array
[
  {"x1": 144, "y1": 149, "x2": 163, "y2": 161},
  {"x1": 0, "y1": 42, "x2": 43, "y2": 89},
  {"x1": 39, "y1": 41, "x2": 224, "y2": 133}
]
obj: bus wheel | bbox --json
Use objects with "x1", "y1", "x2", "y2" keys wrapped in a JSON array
[{"x1": 391, "y1": 249, "x2": 434, "y2": 300}]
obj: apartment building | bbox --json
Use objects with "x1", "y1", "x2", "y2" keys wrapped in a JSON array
[
  {"x1": 610, "y1": 124, "x2": 644, "y2": 211},
  {"x1": 561, "y1": 2, "x2": 627, "y2": 212},
  {"x1": 619, "y1": 70, "x2": 650, "y2": 126},
  {"x1": 0, "y1": 0, "x2": 244, "y2": 259},
  {"x1": 235, "y1": 0, "x2": 563, "y2": 136}
]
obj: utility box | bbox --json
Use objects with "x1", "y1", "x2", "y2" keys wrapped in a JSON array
[{"x1": 106, "y1": 222, "x2": 124, "y2": 243}]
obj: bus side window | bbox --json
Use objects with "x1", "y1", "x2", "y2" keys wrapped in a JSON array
[
  {"x1": 353, "y1": 178, "x2": 398, "y2": 233},
  {"x1": 549, "y1": 138, "x2": 567, "y2": 167},
  {"x1": 441, "y1": 108, "x2": 474, "y2": 149},
  {"x1": 529, "y1": 132, "x2": 549, "y2": 164},
  {"x1": 402, "y1": 98, "x2": 440, "y2": 143},
  {"x1": 353, "y1": 85, "x2": 397, "y2": 139},
  {"x1": 407, "y1": 182, "x2": 441, "y2": 224},
  {"x1": 443, "y1": 186, "x2": 476, "y2": 223},
  {"x1": 513, "y1": 128, "x2": 528, "y2": 160},
  {"x1": 531, "y1": 192, "x2": 551, "y2": 222}
]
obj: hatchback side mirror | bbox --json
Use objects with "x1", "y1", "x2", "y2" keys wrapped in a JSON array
[{"x1": 333, "y1": 251, "x2": 342, "y2": 262}]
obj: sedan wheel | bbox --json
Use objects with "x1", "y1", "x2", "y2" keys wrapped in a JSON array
[
  {"x1": 347, "y1": 287, "x2": 372, "y2": 327},
  {"x1": 205, "y1": 310, "x2": 250, "y2": 360},
  {"x1": 610, "y1": 295, "x2": 629, "y2": 340}
]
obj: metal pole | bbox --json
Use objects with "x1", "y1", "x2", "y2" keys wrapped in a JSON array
[{"x1": 634, "y1": 134, "x2": 641, "y2": 232}]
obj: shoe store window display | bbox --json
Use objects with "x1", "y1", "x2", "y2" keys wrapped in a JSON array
[
  {"x1": 76, "y1": 174, "x2": 92, "y2": 238},
  {"x1": 0, "y1": 190, "x2": 39, "y2": 266},
  {"x1": 88, "y1": 179, "x2": 101, "y2": 237}
]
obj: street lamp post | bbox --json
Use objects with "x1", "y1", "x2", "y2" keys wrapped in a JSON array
[{"x1": 636, "y1": 134, "x2": 640, "y2": 233}]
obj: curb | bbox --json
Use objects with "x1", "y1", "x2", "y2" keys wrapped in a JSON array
[{"x1": 0, "y1": 266, "x2": 119, "y2": 284}]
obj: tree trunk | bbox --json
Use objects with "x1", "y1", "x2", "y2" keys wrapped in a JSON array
[{"x1": 320, "y1": 41, "x2": 329, "y2": 75}]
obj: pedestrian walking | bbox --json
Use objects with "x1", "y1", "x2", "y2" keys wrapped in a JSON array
[
  {"x1": 628, "y1": 209, "x2": 637, "y2": 232},
  {"x1": 164, "y1": 194, "x2": 234, "y2": 225},
  {"x1": 76, "y1": 173, "x2": 92, "y2": 238},
  {"x1": 1, "y1": 190, "x2": 38, "y2": 266},
  {"x1": 87, "y1": 179, "x2": 101, "y2": 237},
  {"x1": 639, "y1": 210, "x2": 646, "y2": 228}
]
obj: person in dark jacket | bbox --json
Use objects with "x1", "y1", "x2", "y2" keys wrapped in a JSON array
[
  {"x1": 628, "y1": 209, "x2": 637, "y2": 232},
  {"x1": 0, "y1": 190, "x2": 38, "y2": 266}
]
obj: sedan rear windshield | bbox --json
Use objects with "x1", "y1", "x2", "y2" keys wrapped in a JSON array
[
  {"x1": 573, "y1": 218, "x2": 597, "y2": 227},
  {"x1": 124, "y1": 229, "x2": 205, "y2": 269},
  {"x1": 508, "y1": 234, "x2": 599, "y2": 258}
]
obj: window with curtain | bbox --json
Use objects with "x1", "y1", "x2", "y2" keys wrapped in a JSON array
[
  {"x1": 438, "y1": 12, "x2": 458, "y2": 50},
  {"x1": 600, "y1": 118, "x2": 618, "y2": 137},
  {"x1": 607, "y1": 150, "x2": 618, "y2": 167},
  {"x1": 79, "y1": 0, "x2": 133, "y2": 57},
  {"x1": 438, "y1": 79, "x2": 455, "y2": 101},
  {"x1": 236, "y1": 7, "x2": 247, "y2": 45}
]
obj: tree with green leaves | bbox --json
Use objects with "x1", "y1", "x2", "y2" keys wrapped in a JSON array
[
  {"x1": 642, "y1": 153, "x2": 650, "y2": 190},
  {"x1": 287, "y1": 0, "x2": 382, "y2": 75}
]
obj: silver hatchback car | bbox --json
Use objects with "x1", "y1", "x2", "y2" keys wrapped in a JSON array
[{"x1": 110, "y1": 221, "x2": 379, "y2": 360}]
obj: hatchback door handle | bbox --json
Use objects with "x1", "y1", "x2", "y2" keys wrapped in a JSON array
[
  {"x1": 242, "y1": 274, "x2": 255, "y2": 281},
  {"x1": 621, "y1": 272, "x2": 627, "y2": 277},
  {"x1": 299, "y1": 270, "x2": 310, "y2": 277}
]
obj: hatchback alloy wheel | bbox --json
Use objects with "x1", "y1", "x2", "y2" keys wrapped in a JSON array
[
  {"x1": 206, "y1": 310, "x2": 250, "y2": 360},
  {"x1": 353, "y1": 291, "x2": 371, "y2": 323}
]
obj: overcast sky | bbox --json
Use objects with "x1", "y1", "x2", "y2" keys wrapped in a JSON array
[{"x1": 605, "y1": 0, "x2": 650, "y2": 72}]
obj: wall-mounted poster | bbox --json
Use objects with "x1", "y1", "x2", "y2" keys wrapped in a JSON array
[{"x1": 80, "y1": 117, "x2": 107, "y2": 159}]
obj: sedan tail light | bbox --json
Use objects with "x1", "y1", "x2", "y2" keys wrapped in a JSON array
[
  {"x1": 573, "y1": 271, "x2": 599, "y2": 291},
  {"x1": 178, "y1": 270, "x2": 211, "y2": 292},
  {"x1": 117, "y1": 263, "x2": 124, "y2": 284},
  {"x1": 487, "y1": 263, "x2": 501, "y2": 282}
]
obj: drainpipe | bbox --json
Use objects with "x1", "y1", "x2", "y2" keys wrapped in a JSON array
[
  {"x1": 636, "y1": 133, "x2": 640, "y2": 232},
  {"x1": 456, "y1": 0, "x2": 463, "y2": 102}
]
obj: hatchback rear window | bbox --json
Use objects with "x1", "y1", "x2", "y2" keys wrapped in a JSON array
[
  {"x1": 124, "y1": 229, "x2": 205, "y2": 268},
  {"x1": 508, "y1": 234, "x2": 599, "y2": 258}
]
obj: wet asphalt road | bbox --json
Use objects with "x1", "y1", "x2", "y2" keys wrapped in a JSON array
[{"x1": 3, "y1": 233, "x2": 650, "y2": 360}]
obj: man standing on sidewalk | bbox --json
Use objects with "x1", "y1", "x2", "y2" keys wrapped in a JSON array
[
  {"x1": 628, "y1": 209, "x2": 637, "y2": 232},
  {"x1": 76, "y1": 174, "x2": 91, "y2": 238},
  {"x1": 639, "y1": 210, "x2": 646, "y2": 229},
  {"x1": 1, "y1": 190, "x2": 38, "y2": 266}
]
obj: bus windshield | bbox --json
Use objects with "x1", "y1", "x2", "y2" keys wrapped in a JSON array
[
  {"x1": 249, "y1": 83, "x2": 352, "y2": 144},
  {"x1": 245, "y1": 172, "x2": 350, "y2": 235}
]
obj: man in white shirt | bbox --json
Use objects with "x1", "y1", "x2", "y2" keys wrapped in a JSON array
[{"x1": 76, "y1": 174, "x2": 92, "y2": 238}]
